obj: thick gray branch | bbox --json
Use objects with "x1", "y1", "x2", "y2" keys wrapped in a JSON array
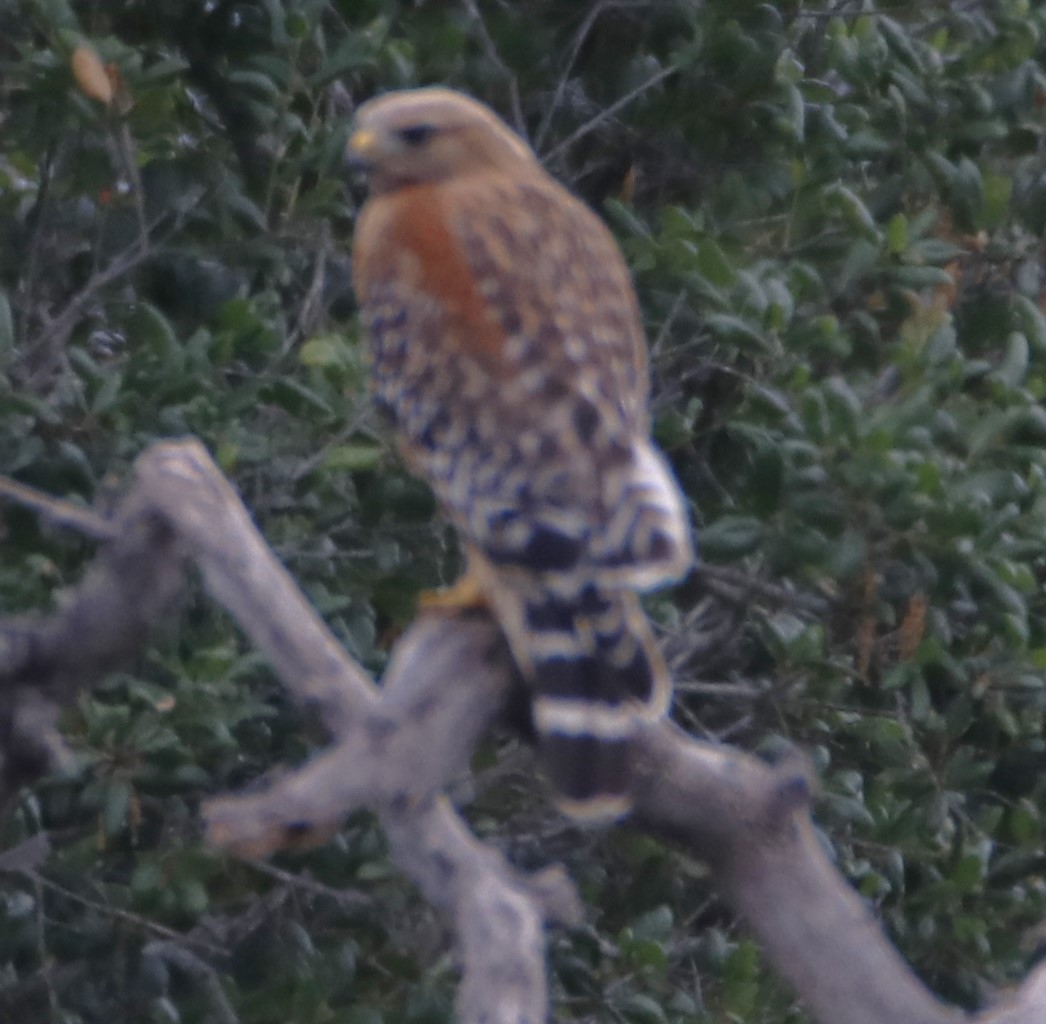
[
  {"x1": 2, "y1": 438, "x2": 1045, "y2": 1024},
  {"x1": 0, "y1": 491, "x2": 186, "y2": 801}
]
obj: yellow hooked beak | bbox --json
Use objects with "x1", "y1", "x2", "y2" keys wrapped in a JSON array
[{"x1": 347, "y1": 128, "x2": 378, "y2": 168}]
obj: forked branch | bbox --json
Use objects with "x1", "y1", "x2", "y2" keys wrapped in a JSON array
[{"x1": 1, "y1": 439, "x2": 1043, "y2": 1024}]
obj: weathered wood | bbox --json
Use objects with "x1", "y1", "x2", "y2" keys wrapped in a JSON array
[{"x1": 2, "y1": 438, "x2": 1044, "y2": 1024}]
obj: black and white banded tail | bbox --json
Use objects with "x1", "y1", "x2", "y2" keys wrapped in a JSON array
[{"x1": 524, "y1": 588, "x2": 671, "y2": 820}]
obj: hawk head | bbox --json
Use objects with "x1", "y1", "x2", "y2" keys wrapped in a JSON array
[{"x1": 347, "y1": 87, "x2": 537, "y2": 193}]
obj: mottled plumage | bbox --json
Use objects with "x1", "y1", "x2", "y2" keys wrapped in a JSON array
[{"x1": 349, "y1": 88, "x2": 693, "y2": 820}]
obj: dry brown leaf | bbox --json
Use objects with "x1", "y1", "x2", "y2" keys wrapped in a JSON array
[
  {"x1": 899, "y1": 592, "x2": 927, "y2": 662},
  {"x1": 72, "y1": 45, "x2": 113, "y2": 105}
]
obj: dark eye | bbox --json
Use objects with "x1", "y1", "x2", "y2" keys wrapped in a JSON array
[{"x1": 398, "y1": 123, "x2": 438, "y2": 147}]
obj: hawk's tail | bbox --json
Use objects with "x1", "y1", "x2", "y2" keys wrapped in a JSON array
[{"x1": 524, "y1": 588, "x2": 671, "y2": 822}]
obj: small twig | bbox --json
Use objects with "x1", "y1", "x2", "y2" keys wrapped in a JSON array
[
  {"x1": 281, "y1": 228, "x2": 331, "y2": 357},
  {"x1": 542, "y1": 63, "x2": 678, "y2": 164},
  {"x1": 791, "y1": 9, "x2": 867, "y2": 18},
  {"x1": 534, "y1": 0, "x2": 613, "y2": 151},
  {"x1": 30, "y1": 237, "x2": 150, "y2": 371},
  {"x1": 114, "y1": 121, "x2": 149, "y2": 251},
  {"x1": 29, "y1": 227, "x2": 152, "y2": 376},
  {"x1": 245, "y1": 857, "x2": 372, "y2": 910},
  {"x1": 0, "y1": 476, "x2": 115, "y2": 541},
  {"x1": 650, "y1": 288, "x2": 689, "y2": 360},
  {"x1": 31, "y1": 870, "x2": 59, "y2": 1017},
  {"x1": 27, "y1": 190, "x2": 205, "y2": 382},
  {"x1": 288, "y1": 409, "x2": 380, "y2": 484},
  {"x1": 26, "y1": 870, "x2": 227, "y2": 958},
  {"x1": 18, "y1": 137, "x2": 59, "y2": 346},
  {"x1": 696, "y1": 564, "x2": 831, "y2": 615},
  {"x1": 461, "y1": 0, "x2": 526, "y2": 138},
  {"x1": 674, "y1": 680, "x2": 765, "y2": 700},
  {"x1": 263, "y1": 41, "x2": 305, "y2": 228}
]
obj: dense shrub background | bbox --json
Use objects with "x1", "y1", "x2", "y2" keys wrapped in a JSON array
[{"x1": 2, "y1": 1, "x2": 1046, "y2": 1021}]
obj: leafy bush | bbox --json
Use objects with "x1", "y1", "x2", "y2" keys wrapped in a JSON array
[{"x1": 1, "y1": 1, "x2": 1045, "y2": 1020}]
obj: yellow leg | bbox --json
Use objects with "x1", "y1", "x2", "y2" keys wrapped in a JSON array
[{"x1": 419, "y1": 553, "x2": 489, "y2": 612}]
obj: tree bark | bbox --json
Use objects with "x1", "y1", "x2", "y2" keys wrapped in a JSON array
[{"x1": 2, "y1": 438, "x2": 1044, "y2": 1024}]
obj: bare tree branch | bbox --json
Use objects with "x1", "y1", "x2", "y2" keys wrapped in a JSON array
[
  {"x1": 24, "y1": 190, "x2": 205, "y2": 384},
  {"x1": 0, "y1": 477, "x2": 115, "y2": 541},
  {"x1": 461, "y1": 0, "x2": 526, "y2": 138},
  {"x1": 541, "y1": 64, "x2": 677, "y2": 165},
  {"x1": 0, "y1": 477, "x2": 186, "y2": 801},
  {"x1": 533, "y1": 0, "x2": 613, "y2": 151},
  {"x1": 22, "y1": 869, "x2": 227, "y2": 959},
  {"x1": 2, "y1": 438, "x2": 1045, "y2": 1024}
]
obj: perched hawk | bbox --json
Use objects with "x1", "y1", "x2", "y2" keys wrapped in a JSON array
[{"x1": 348, "y1": 87, "x2": 693, "y2": 821}]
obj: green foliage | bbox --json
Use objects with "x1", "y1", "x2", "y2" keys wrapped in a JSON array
[{"x1": 2, "y1": 0, "x2": 1046, "y2": 1021}]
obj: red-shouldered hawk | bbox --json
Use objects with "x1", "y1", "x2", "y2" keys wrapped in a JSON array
[{"x1": 348, "y1": 87, "x2": 693, "y2": 821}]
